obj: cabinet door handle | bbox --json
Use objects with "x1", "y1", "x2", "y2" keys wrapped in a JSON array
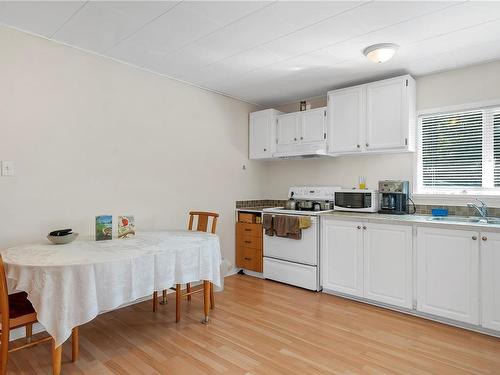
[
  {"x1": 294, "y1": 138, "x2": 297, "y2": 141},
  {"x1": 366, "y1": 143, "x2": 369, "y2": 147},
  {"x1": 357, "y1": 144, "x2": 360, "y2": 148},
  {"x1": 300, "y1": 136, "x2": 303, "y2": 140},
  {"x1": 482, "y1": 236, "x2": 488, "y2": 241},
  {"x1": 357, "y1": 225, "x2": 361, "y2": 229},
  {"x1": 264, "y1": 148, "x2": 267, "y2": 152},
  {"x1": 244, "y1": 257, "x2": 252, "y2": 261},
  {"x1": 472, "y1": 236, "x2": 478, "y2": 240}
]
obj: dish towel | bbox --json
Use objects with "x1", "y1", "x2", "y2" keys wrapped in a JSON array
[
  {"x1": 274, "y1": 215, "x2": 302, "y2": 240},
  {"x1": 298, "y1": 216, "x2": 311, "y2": 229},
  {"x1": 262, "y1": 214, "x2": 274, "y2": 236}
]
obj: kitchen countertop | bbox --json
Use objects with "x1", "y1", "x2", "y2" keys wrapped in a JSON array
[
  {"x1": 236, "y1": 207, "x2": 275, "y2": 213},
  {"x1": 320, "y1": 211, "x2": 500, "y2": 232}
]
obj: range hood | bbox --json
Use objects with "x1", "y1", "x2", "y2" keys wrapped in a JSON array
[{"x1": 272, "y1": 144, "x2": 333, "y2": 159}]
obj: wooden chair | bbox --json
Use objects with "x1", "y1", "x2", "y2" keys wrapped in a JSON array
[
  {"x1": 153, "y1": 211, "x2": 218, "y2": 322},
  {"x1": 0, "y1": 256, "x2": 79, "y2": 375}
]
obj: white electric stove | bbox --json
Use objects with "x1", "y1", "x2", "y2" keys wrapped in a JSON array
[{"x1": 262, "y1": 186, "x2": 340, "y2": 291}]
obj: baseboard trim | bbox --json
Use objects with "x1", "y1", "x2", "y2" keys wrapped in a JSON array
[{"x1": 322, "y1": 288, "x2": 500, "y2": 339}]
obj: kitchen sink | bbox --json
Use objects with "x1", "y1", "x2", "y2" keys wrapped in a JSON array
[{"x1": 427, "y1": 216, "x2": 500, "y2": 225}]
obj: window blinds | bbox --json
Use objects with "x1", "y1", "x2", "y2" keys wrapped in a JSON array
[
  {"x1": 494, "y1": 113, "x2": 500, "y2": 187},
  {"x1": 419, "y1": 105, "x2": 500, "y2": 192},
  {"x1": 421, "y1": 111, "x2": 483, "y2": 187}
]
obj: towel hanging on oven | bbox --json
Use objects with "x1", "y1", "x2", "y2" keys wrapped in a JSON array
[
  {"x1": 275, "y1": 215, "x2": 311, "y2": 240},
  {"x1": 262, "y1": 214, "x2": 274, "y2": 236}
]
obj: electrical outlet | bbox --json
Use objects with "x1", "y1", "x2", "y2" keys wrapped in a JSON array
[{"x1": 1, "y1": 161, "x2": 15, "y2": 176}]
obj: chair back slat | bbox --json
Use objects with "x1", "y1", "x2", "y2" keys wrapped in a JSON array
[
  {"x1": 188, "y1": 211, "x2": 219, "y2": 234},
  {"x1": 197, "y1": 215, "x2": 209, "y2": 232},
  {"x1": 0, "y1": 255, "x2": 11, "y2": 328}
]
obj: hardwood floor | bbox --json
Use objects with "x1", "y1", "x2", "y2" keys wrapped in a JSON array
[{"x1": 6, "y1": 275, "x2": 500, "y2": 374}]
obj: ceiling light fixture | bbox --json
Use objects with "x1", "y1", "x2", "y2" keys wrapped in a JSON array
[{"x1": 363, "y1": 43, "x2": 399, "y2": 63}]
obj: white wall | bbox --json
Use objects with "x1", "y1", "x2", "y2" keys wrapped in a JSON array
[
  {"x1": 2, "y1": 24, "x2": 500, "y2": 262},
  {"x1": 0, "y1": 26, "x2": 265, "y2": 266},
  {"x1": 263, "y1": 60, "x2": 500, "y2": 205}
]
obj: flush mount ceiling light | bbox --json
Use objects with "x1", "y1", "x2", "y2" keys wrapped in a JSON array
[{"x1": 363, "y1": 43, "x2": 399, "y2": 63}]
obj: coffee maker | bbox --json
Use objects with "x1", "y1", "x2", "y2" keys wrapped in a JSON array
[{"x1": 378, "y1": 180, "x2": 410, "y2": 215}]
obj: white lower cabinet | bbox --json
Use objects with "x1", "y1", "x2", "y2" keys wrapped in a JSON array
[
  {"x1": 364, "y1": 223, "x2": 413, "y2": 308},
  {"x1": 481, "y1": 231, "x2": 500, "y2": 331},
  {"x1": 321, "y1": 219, "x2": 412, "y2": 307},
  {"x1": 416, "y1": 227, "x2": 479, "y2": 325},
  {"x1": 321, "y1": 219, "x2": 363, "y2": 297},
  {"x1": 322, "y1": 218, "x2": 500, "y2": 335}
]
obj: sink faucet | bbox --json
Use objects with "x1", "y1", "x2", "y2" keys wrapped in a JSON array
[{"x1": 467, "y1": 198, "x2": 488, "y2": 220}]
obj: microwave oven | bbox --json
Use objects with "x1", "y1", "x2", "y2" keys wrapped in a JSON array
[{"x1": 334, "y1": 189, "x2": 379, "y2": 213}]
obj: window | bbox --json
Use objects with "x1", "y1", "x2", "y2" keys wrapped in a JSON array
[{"x1": 417, "y1": 105, "x2": 500, "y2": 194}]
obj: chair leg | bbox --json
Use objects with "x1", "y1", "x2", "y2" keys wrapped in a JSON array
[
  {"x1": 203, "y1": 281, "x2": 210, "y2": 324},
  {"x1": 159, "y1": 289, "x2": 168, "y2": 305},
  {"x1": 71, "y1": 327, "x2": 79, "y2": 362},
  {"x1": 186, "y1": 283, "x2": 192, "y2": 301},
  {"x1": 152, "y1": 291, "x2": 158, "y2": 312},
  {"x1": 26, "y1": 322, "x2": 33, "y2": 344},
  {"x1": 175, "y1": 284, "x2": 181, "y2": 323},
  {"x1": 51, "y1": 340, "x2": 62, "y2": 375},
  {"x1": 210, "y1": 282, "x2": 215, "y2": 310},
  {"x1": 1, "y1": 328, "x2": 9, "y2": 375}
]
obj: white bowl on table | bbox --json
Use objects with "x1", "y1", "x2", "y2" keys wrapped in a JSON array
[{"x1": 47, "y1": 233, "x2": 79, "y2": 245}]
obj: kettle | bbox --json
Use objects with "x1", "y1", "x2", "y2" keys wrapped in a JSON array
[{"x1": 285, "y1": 192, "x2": 297, "y2": 210}]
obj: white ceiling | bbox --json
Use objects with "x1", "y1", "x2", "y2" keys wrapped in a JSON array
[{"x1": 1, "y1": 1, "x2": 500, "y2": 106}]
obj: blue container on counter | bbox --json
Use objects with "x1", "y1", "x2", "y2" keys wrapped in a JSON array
[{"x1": 431, "y1": 208, "x2": 449, "y2": 216}]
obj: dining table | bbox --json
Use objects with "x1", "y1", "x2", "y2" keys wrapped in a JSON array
[{"x1": 2, "y1": 230, "x2": 222, "y2": 374}]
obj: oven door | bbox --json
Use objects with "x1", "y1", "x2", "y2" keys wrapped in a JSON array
[{"x1": 263, "y1": 215, "x2": 318, "y2": 266}]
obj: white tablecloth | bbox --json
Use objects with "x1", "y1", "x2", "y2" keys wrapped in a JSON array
[{"x1": 2, "y1": 231, "x2": 221, "y2": 346}]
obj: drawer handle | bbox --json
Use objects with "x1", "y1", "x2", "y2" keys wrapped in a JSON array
[
  {"x1": 244, "y1": 240, "x2": 252, "y2": 244},
  {"x1": 244, "y1": 228, "x2": 252, "y2": 232},
  {"x1": 482, "y1": 236, "x2": 488, "y2": 241},
  {"x1": 472, "y1": 236, "x2": 477, "y2": 240},
  {"x1": 244, "y1": 257, "x2": 252, "y2": 261}
]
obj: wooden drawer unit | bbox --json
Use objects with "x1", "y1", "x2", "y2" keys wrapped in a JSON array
[
  {"x1": 237, "y1": 247, "x2": 263, "y2": 273},
  {"x1": 236, "y1": 221, "x2": 263, "y2": 272},
  {"x1": 236, "y1": 222, "x2": 263, "y2": 239},
  {"x1": 237, "y1": 233, "x2": 262, "y2": 250}
]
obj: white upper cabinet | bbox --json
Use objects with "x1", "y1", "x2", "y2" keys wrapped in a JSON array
[
  {"x1": 321, "y1": 219, "x2": 364, "y2": 297},
  {"x1": 481, "y1": 231, "x2": 500, "y2": 331},
  {"x1": 300, "y1": 107, "x2": 326, "y2": 144},
  {"x1": 327, "y1": 75, "x2": 416, "y2": 155},
  {"x1": 249, "y1": 109, "x2": 281, "y2": 159},
  {"x1": 276, "y1": 112, "x2": 299, "y2": 150},
  {"x1": 364, "y1": 223, "x2": 413, "y2": 309},
  {"x1": 416, "y1": 227, "x2": 479, "y2": 325},
  {"x1": 365, "y1": 77, "x2": 413, "y2": 151},
  {"x1": 275, "y1": 107, "x2": 327, "y2": 157},
  {"x1": 327, "y1": 87, "x2": 364, "y2": 153}
]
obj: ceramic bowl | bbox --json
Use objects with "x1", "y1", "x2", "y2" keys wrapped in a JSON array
[{"x1": 47, "y1": 233, "x2": 79, "y2": 245}]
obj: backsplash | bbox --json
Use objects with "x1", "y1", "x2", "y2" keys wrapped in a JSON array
[
  {"x1": 236, "y1": 200, "x2": 500, "y2": 218},
  {"x1": 236, "y1": 200, "x2": 287, "y2": 208},
  {"x1": 415, "y1": 204, "x2": 500, "y2": 217}
]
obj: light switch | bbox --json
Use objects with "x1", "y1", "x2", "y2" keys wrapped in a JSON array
[{"x1": 1, "y1": 161, "x2": 15, "y2": 176}]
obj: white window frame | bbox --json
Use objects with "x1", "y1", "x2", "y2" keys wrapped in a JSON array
[{"x1": 414, "y1": 99, "x2": 500, "y2": 201}]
